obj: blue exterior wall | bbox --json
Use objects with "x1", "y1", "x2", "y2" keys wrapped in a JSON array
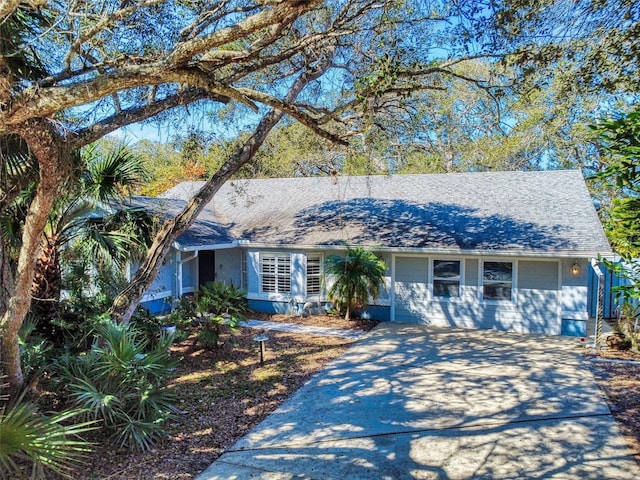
[
  {"x1": 248, "y1": 299, "x2": 293, "y2": 315},
  {"x1": 362, "y1": 305, "x2": 391, "y2": 322},
  {"x1": 588, "y1": 261, "x2": 632, "y2": 319},
  {"x1": 391, "y1": 255, "x2": 584, "y2": 335},
  {"x1": 169, "y1": 245, "x2": 595, "y2": 336},
  {"x1": 561, "y1": 319, "x2": 587, "y2": 337},
  {"x1": 141, "y1": 297, "x2": 172, "y2": 315}
]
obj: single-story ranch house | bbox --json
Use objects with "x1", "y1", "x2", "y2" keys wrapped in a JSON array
[{"x1": 127, "y1": 169, "x2": 612, "y2": 336}]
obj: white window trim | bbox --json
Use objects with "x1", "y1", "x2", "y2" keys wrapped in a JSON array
[
  {"x1": 306, "y1": 253, "x2": 324, "y2": 298},
  {"x1": 481, "y1": 260, "x2": 515, "y2": 303},
  {"x1": 259, "y1": 252, "x2": 292, "y2": 295},
  {"x1": 432, "y1": 258, "x2": 462, "y2": 301},
  {"x1": 240, "y1": 250, "x2": 248, "y2": 290}
]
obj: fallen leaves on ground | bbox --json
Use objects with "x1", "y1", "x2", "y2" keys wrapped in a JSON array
[
  {"x1": 69, "y1": 317, "x2": 640, "y2": 477},
  {"x1": 590, "y1": 348, "x2": 640, "y2": 464},
  {"x1": 71, "y1": 315, "x2": 376, "y2": 479}
]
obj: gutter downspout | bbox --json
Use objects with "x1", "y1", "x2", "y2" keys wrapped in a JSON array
[
  {"x1": 177, "y1": 251, "x2": 199, "y2": 298},
  {"x1": 591, "y1": 258, "x2": 605, "y2": 348}
]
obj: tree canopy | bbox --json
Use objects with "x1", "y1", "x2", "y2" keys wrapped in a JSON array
[
  {"x1": 0, "y1": 0, "x2": 507, "y2": 393},
  {"x1": 2, "y1": 0, "x2": 640, "y2": 394}
]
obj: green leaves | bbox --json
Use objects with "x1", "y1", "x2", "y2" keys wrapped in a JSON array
[
  {"x1": 84, "y1": 143, "x2": 150, "y2": 202},
  {"x1": 57, "y1": 321, "x2": 179, "y2": 452},
  {"x1": 0, "y1": 397, "x2": 96, "y2": 479},
  {"x1": 325, "y1": 246, "x2": 386, "y2": 321},
  {"x1": 593, "y1": 107, "x2": 640, "y2": 259},
  {"x1": 194, "y1": 281, "x2": 250, "y2": 349}
]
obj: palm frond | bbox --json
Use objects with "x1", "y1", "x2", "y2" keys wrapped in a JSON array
[
  {"x1": 0, "y1": 398, "x2": 96, "y2": 479},
  {"x1": 85, "y1": 144, "x2": 150, "y2": 202},
  {"x1": 57, "y1": 321, "x2": 178, "y2": 452},
  {"x1": 325, "y1": 246, "x2": 386, "y2": 320}
]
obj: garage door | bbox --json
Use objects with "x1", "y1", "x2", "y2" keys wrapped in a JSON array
[{"x1": 394, "y1": 256, "x2": 429, "y2": 323}]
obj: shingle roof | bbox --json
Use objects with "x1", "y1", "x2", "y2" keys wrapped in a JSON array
[
  {"x1": 159, "y1": 170, "x2": 611, "y2": 255},
  {"x1": 118, "y1": 196, "x2": 234, "y2": 248}
]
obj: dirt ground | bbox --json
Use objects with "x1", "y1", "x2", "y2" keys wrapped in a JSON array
[
  {"x1": 70, "y1": 316, "x2": 640, "y2": 478},
  {"x1": 71, "y1": 314, "x2": 377, "y2": 479},
  {"x1": 589, "y1": 347, "x2": 640, "y2": 464}
]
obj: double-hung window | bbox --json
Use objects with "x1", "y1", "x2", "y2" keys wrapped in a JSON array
[
  {"x1": 433, "y1": 260, "x2": 461, "y2": 298},
  {"x1": 483, "y1": 261, "x2": 513, "y2": 301},
  {"x1": 260, "y1": 253, "x2": 291, "y2": 294},
  {"x1": 306, "y1": 254, "x2": 323, "y2": 296}
]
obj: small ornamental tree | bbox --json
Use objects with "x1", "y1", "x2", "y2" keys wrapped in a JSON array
[{"x1": 325, "y1": 246, "x2": 386, "y2": 321}]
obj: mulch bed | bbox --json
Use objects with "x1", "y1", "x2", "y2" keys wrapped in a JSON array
[
  {"x1": 68, "y1": 316, "x2": 640, "y2": 477},
  {"x1": 70, "y1": 314, "x2": 377, "y2": 479},
  {"x1": 589, "y1": 347, "x2": 640, "y2": 464}
]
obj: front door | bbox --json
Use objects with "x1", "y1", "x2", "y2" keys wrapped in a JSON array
[{"x1": 199, "y1": 250, "x2": 216, "y2": 286}]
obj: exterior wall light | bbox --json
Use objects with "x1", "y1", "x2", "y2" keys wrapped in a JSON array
[{"x1": 571, "y1": 261, "x2": 581, "y2": 277}]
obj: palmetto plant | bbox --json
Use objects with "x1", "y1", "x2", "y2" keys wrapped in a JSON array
[
  {"x1": 0, "y1": 389, "x2": 96, "y2": 479},
  {"x1": 195, "y1": 281, "x2": 249, "y2": 349},
  {"x1": 325, "y1": 246, "x2": 386, "y2": 320},
  {"x1": 57, "y1": 320, "x2": 178, "y2": 452}
]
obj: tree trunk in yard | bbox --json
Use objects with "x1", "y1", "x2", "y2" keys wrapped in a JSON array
[
  {"x1": 110, "y1": 55, "x2": 335, "y2": 324},
  {"x1": 30, "y1": 238, "x2": 62, "y2": 334},
  {"x1": 110, "y1": 108, "x2": 284, "y2": 324},
  {"x1": 0, "y1": 119, "x2": 69, "y2": 395},
  {"x1": 0, "y1": 237, "x2": 14, "y2": 319}
]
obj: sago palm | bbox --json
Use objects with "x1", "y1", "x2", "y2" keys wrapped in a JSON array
[
  {"x1": 195, "y1": 281, "x2": 249, "y2": 349},
  {"x1": 325, "y1": 246, "x2": 386, "y2": 320}
]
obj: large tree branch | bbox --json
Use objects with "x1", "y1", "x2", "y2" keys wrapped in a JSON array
[
  {"x1": 110, "y1": 49, "x2": 336, "y2": 324},
  {"x1": 237, "y1": 86, "x2": 347, "y2": 145},
  {"x1": 65, "y1": 0, "x2": 165, "y2": 68},
  {"x1": 4, "y1": 59, "x2": 346, "y2": 145},
  {"x1": 166, "y1": 0, "x2": 323, "y2": 66},
  {"x1": 70, "y1": 89, "x2": 228, "y2": 149},
  {"x1": 2, "y1": 65, "x2": 259, "y2": 129},
  {"x1": 0, "y1": 0, "x2": 45, "y2": 20}
]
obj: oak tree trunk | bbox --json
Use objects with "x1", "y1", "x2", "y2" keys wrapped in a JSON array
[
  {"x1": 110, "y1": 108, "x2": 285, "y2": 324},
  {"x1": 0, "y1": 119, "x2": 69, "y2": 395}
]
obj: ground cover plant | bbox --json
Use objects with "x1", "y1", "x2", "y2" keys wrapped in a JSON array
[
  {"x1": 65, "y1": 314, "x2": 377, "y2": 479},
  {"x1": 590, "y1": 348, "x2": 640, "y2": 463},
  {"x1": 14, "y1": 312, "x2": 639, "y2": 479}
]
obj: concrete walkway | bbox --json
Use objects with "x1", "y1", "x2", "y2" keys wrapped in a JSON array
[
  {"x1": 243, "y1": 319, "x2": 365, "y2": 339},
  {"x1": 196, "y1": 323, "x2": 640, "y2": 479}
]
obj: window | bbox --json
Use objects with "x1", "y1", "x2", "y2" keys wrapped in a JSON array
[
  {"x1": 306, "y1": 254, "x2": 323, "y2": 296},
  {"x1": 240, "y1": 250, "x2": 247, "y2": 290},
  {"x1": 433, "y1": 260, "x2": 460, "y2": 298},
  {"x1": 483, "y1": 261, "x2": 513, "y2": 301},
  {"x1": 260, "y1": 253, "x2": 291, "y2": 294}
]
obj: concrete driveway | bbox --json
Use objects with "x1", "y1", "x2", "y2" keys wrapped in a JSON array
[{"x1": 196, "y1": 323, "x2": 639, "y2": 479}]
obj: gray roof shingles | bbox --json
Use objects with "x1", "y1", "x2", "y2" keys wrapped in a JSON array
[{"x1": 156, "y1": 170, "x2": 611, "y2": 255}]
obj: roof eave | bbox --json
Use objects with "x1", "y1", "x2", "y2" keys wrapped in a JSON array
[{"x1": 228, "y1": 241, "x2": 614, "y2": 258}]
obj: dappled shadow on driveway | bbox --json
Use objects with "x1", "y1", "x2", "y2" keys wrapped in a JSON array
[{"x1": 198, "y1": 325, "x2": 639, "y2": 479}]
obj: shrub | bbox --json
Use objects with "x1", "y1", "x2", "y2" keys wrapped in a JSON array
[
  {"x1": 325, "y1": 246, "x2": 386, "y2": 320},
  {"x1": 18, "y1": 315, "x2": 53, "y2": 381},
  {"x1": 195, "y1": 282, "x2": 250, "y2": 349},
  {"x1": 56, "y1": 321, "x2": 179, "y2": 452},
  {"x1": 0, "y1": 390, "x2": 95, "y2": 479}
]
